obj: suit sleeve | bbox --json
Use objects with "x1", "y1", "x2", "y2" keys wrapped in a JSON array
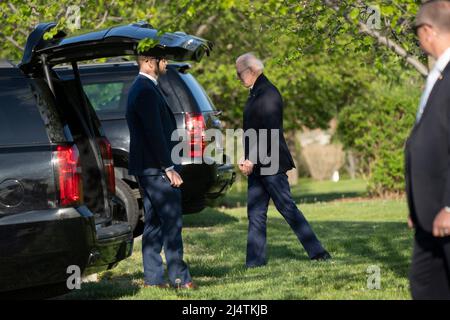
[{"x1": 135, "y1": 87, "x2": 174, "y2": 170}]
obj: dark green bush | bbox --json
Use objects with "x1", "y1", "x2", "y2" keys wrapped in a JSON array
[{"x1": 337, "y1": 82, "x2": 420, "y2": 196}]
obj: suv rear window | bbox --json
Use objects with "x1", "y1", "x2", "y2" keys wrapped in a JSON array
[
  {"x1": 178, "y1": 73, "x2": 216, "y2": 112},
  {"x1": 83, "y1": 81, "x2": 128, "y2": 114},
  {"x1": 0, "y1": 78, "x2": 49, "y2": 146}
]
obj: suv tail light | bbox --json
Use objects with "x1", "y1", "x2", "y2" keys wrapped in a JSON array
[
  {"x1": 185, "y1": 113, "x2": 205, "y2": 158},
  {"x1": 54, "y1": 145, "x2": 83, "y2": 207},
  {"x1": 97, "y1": 137, "x2": 116, "y2": 195}
]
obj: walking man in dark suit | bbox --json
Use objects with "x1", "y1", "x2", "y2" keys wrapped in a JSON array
[
  {"x1": 235, "y1": 53, "x2": 331, "y2": 268},
  {"x1": 126, "y1": 55, "x2": 194, "y2": 289},
  {"x1": 406, "y1": 0, "x2": 450, "y2": 300}
]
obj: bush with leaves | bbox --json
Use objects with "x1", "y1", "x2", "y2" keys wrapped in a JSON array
[{"x1": 337, "y1": 77, "x2": 421, "y2": 196}]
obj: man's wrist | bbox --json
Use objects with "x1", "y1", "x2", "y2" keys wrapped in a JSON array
[{"x1": 164, "y1": 166, "x2": 174, "y2": 173}]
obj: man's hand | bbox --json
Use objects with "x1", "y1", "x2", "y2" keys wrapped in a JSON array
[
  {"x1": 166, "y1": 170, "x2": 183, "y2": 188},
  {"x1": 408, "y1": 215, "x2": 415, "y2": 229},
  {"x1": 433, "y1": 208, "x2": 450, "y2": 237},
  {"x1": 238, "y1": 160, "x2": 247, "y2": 176},
  {"x1": 239, "y1": 159, "x2": 254, "y2": 176}
]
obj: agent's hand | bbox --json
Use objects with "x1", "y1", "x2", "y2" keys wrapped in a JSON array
[
  {"x1": 407, "y1": 215, "x2": 415, "y2": 229},
  {"x1": 166, "y1": 170, "x2": 183, "y2": 188},
  {"x1": 433, "y1": 208, "x2": 450, "y2": 237}
]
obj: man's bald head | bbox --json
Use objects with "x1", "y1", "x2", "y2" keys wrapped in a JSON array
[
  {"x1": 416, "y1": 0, "x2": 450, "y2": 34},
  {"x1": 235, "y1": 53, "x2": 265, "y2": 88},
  {"x1": 236, "y1": 53, "x2": 264, "y2": 75}
]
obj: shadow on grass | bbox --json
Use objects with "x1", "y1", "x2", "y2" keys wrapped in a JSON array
[
  {"x1": 185, "y1": 219, "x2": 412, "y2": 280},
  {"x1": 62, "y1": 219, "x2": 412, "y2": 299},
  {"x1": 218, "y1": 190, "x2": 367, "y2": 208},
  {"x1": 61, "y1": 274, "x2": 142, "y2": 300},
  {"x1": 292, "y1": 192, "x2": 366, "y2": 204},
  {"x1": 183, "y1": 208, "x2": 239, "y2": 228}
]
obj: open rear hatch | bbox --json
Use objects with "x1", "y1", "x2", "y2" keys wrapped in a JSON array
[
  {"x1": 18, "y1": 21, "x2": 213, "y2": 273},
  {"x1": 19, "y1": 21, "x2": 213, "y2": 74}
]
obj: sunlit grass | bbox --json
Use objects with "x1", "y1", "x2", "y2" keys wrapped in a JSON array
[{"x1": 63, "y1": 179, "x2": 412, "y2": 300}]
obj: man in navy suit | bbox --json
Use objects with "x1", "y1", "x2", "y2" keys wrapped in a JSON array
[
  {"x1": 235, "y1": 53, "x2": 331, "y2": 268},
  {"x1": 406, "y1": 1, "x2": 450, "y2": 299},
  {"x1": 126, "y1": 55, "x2": 194, "y2": 289}
]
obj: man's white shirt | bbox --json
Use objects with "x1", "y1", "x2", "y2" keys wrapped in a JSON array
[
  {"x1": 139, "y1": 72, "x2": 158, "y2": 85},
  {"x1": 416, "y1": 47, "x2": 450, "y2": 122}
]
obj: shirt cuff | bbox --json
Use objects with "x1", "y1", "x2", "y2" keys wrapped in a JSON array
[{"x1": 164, "y1": 166, "x2": 174, "y2": 173}]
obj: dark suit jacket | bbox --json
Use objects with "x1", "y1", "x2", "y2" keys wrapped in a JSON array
[
  {"x1": 243, "y1": 73, "x2": 295, "y2": 176},
  {"x1": 126, "y1": 74, "x2": 177, "y2": 176},
  {"x1": 405, "y1": 62, "x2": 450, "y2": 233}
]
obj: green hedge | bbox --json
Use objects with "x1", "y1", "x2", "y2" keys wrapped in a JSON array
[{"x1": 337, "y1": 82, "x2": 420, "y2": 196}]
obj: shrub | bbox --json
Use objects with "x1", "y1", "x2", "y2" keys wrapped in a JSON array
[{"x1": 337, "y1": 82, "x2": 420, "y2": 196}]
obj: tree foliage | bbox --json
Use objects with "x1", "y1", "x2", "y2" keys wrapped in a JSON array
[
  {"x1": 1, "y1": 0, "x2": 429, "y2": 193},
  {"x1": 1, "y1": 0, "x2": 425, "y2": 128}
]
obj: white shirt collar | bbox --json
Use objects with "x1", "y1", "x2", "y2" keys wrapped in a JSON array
[
  {"x1": 433, "y1": 47, "x2": 450, "y2": 74},
  {"x1": 415, "y1": 47, "x2": 450, "y2": 122},
  {"x1": 139, "y1": 72, "x2": 158, "y2": 85}
]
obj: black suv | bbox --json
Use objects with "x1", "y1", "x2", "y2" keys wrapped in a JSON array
[
  {"x1": 0, "y1": 21, "x2": 213, "y2": 296},
  {"x1": 56, "y1": 61, "x2": 236, "y2": 234}
]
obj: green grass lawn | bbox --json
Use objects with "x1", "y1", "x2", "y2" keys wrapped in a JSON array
[
  {"x1": 63, "y1": 178, "x2": 413, "y2": 300},
  {"x1": 219, "y1": 177, "x2": 369, "y2": 207}
]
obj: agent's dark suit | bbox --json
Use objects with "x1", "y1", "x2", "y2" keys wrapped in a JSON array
[
  {"x1": 405, "y1": 63, "x2": 450, "y2": 299},
  {"x1": 126, "y1": 74, "x2": 191, "y2": 286},
  {"x1": 243, "y1": 74, "x2": 327, "y2": 267}
]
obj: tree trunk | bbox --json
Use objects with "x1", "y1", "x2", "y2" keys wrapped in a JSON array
[{"x1": 346, "y1": 150, "x2": 357, "y2": 180}]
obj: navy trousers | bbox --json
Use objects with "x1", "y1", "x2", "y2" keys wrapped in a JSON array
[
  {"x1": 138, "y1": 174, "x2": 191, "y2": 286},
  {"x1": 409, "y1": 227, "x2": 450, "y2": 299},
  {"x1": 246, "y1": 172, "x2": 325, "y2": 267}
]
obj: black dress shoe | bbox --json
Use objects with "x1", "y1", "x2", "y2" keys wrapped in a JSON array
[{"x1": 311, "y1": 251, "x2": 332, "y2": 261}]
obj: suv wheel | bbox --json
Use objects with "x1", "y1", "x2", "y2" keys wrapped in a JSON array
[{"x1": 115, "y1": 178, "x2": 140, "y2": 233}]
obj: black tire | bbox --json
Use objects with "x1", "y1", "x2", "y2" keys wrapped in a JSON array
[{"x1": 115, "y1": 178, "x2": 140, "y2": 233}]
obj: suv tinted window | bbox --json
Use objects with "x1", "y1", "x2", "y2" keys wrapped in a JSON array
[
  {"x1": 81, "y1": 69, "x2": 188, "y2": 115},
  {"x1": 178, "y1": 73, "x2": 216, "y2": 112},
  {"x1": 158, "y1": 69, "x2": 190, "y2": 113},
  {"x1": 0, "y1": 78, "x2": 49, "y2": 146},
  {"x1": 83, "y1": 81, "x2": 128, "y2": 114}
]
